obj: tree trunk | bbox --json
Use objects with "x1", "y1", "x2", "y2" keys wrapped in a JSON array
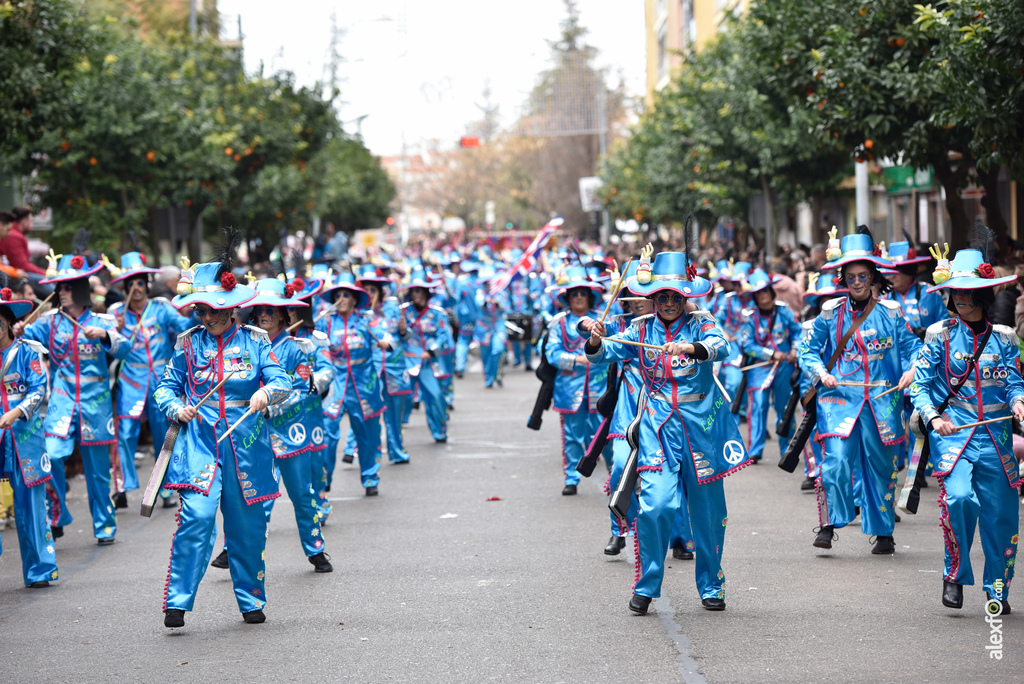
[
  {"x1": 976, "y1": 165, "x2": 1009, "y2": 256},
  {"x1": 760, "y1": 173, "x2": 776, "y2": 262},
  {"x1": 932, "y1": 157, "x2": 971, "y2": 251},
  {"x1": 811, "y1": 194, "x2": 823, "y2": 246}
]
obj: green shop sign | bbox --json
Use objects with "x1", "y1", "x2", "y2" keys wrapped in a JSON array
[{"x1": 882, "y1": 165, "x2": 934, "y2": 195}]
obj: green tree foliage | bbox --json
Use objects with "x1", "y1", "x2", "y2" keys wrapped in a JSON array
[{"x1": 312, "y1": 135, "x2": 395, "y2": 235}]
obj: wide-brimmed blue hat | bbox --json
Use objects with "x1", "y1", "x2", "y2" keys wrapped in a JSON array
[
  {"x1": 401, "y1": 268, "x2": 437, "y2": 295},
  {"x1": 822, "y1": 233, "x2": 892, "y2": 270},
  {"x1": 320, "y1": 272, "x2": 370, "y2": 308},
  {"x1": 629, "y1": 252, "x2": 713, "y2": 298},
  {"x1": 355, "y1": 264, "x2": 390, "y2": 285},
  {"x1": 0, "y1": 288, "x2": 33, "y2": 319},
  {"x1": 106, "y1": 251, "x2": 161, "y2": 284},
  {"x1": 557, "y1": 265, "x2": 606, "y2": 306},
  {"x1": 41, "y1": 253, "x2": 104, "y2": 284},
  {"x1": 744, "y1": 269, "x2": 783, "y2": 294},
  {"x1": 723, "y1": 261, "x2": 751, "y2": 283},
  {"x1": 927, "y1": 249, "x2": 1016, "y2": 293},
  {"x1": 709, "y1": 260, "x2": 731, "y2": 283},
  {"x1": 288, "y1": 275, "x2": 323, "y2": 301},
  {"x1": 886, "y1": 241, "x2": 930, "y2": 267},
  {"x1": 173, "y1": 262, "x2": 256, "y2": 310},
  {"x1": 620, "y1": 259, "x2": 645, "y2": 296},
  {"x1": 803, "y1": 272, "x2": 849, "y2": 304},
  {"x1": 247, "y1": 277, "x2": 310, "y2": 309}
]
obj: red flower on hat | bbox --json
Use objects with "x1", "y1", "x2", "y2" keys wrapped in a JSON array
[
  {"x1": 906, "y1": 247, "x2": 917, "y2": 259},
  {"x1": 978, "y1": 263, "x2": 995, "y2": 279},
  {"x1": 0, "y1": 288, "x2": 11, "y2": 301},
  {"x1": 284, "y1": 283, "x2": 297, "y2": 298},
  {"x1": 832, "y1": 275, "x2": 841, "y2": 286},
  {"x1": 70, "y1": 255, "x2": 85, "y2": 269},
  {"x1": 872, "y1": 246, "x2": 882, "y2": 257},
  {"x1": 291, "y1": 278, "x2": 306, "y2": 293},
  {"x1": 221, "y1": 272, "x2": 237, "y2": 290},
  {"x1": 140, "y1": 253, "x2": 147, "y2": 264},
  {"x1": 686, "y1": 262, "x2": 698, "y2": 280}
]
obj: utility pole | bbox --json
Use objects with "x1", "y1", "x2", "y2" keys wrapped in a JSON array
[
  {"x1": 855, "y1": 160, "x2": 870, "y2": 228},
  {"x1": 189, "y1": 0, "x2": 197, "y2": 36}
]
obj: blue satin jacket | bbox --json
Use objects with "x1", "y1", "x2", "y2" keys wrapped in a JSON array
[
  {"x1": 890, "y1": 284, "x2": 949, "y2": 331},
  {"x1": 401, "y1": 303, "x2": 454, "y2": 380},
  {"x1": 740, "y1": 302, "x2": 803, "y2": 388},
  {"x1": 799, "y1": 296, "x2": 922, "y2": 445},
  {"x1": 603, "y1": 314, "x2": 644, "y2": 439},
  {"x1": 265, "y1": 328, "x2": 333, "y2": 458},
  {"x1": 154, "y1": 324, "x2": 292, "y2": 504},
  {"x1": 0, "y1": 338, "x2": 50, "y2": 487},
  {"x1": 319, "y1": 311, "x2": 385, "y2": 420},
  {"x1": 455, "y1": 275, "x2": 481, "y2": 332},
  {"x1": 587, "y1": 311, "x2": 749, "y2": 482},
  {"x1": 911, "y1": 319, "x2": 1024, "y2": 487},
  {"x1": 366, "y1": 298, "x2": 411, "y2": 396},
  {"x1": 107, "y1": 298, "x2": 191, "y2": 419},
  {"x1": 23, "y1": 309, "x2": 129, "y2": 454},
  {"x1": 474, "y1": 290, "x2": 510, "y2": 347},
  {"x1": 546, "y1": 309, "x2": 609, "y2": 413}
]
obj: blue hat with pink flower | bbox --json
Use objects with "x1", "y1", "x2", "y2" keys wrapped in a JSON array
[
  {"x1": 246, "y1": 277, "x2": 310, "y2": 309},
  {"x1": 172, "y1": 228, "x2": 256, "y2": 310},
  {"x1": 320, "y1": 271, "x2": 370, "y2": 308},
  {"x1": 105, "y1": 251, "x2": 161, "y2": 284},
  {"x1": 629, "y1": 251, "x2": 713, "y2": 298}
]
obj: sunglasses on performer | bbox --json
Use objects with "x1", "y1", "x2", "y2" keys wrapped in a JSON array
[
  {"x1": 655, "y1": 293, "x2": 685, "y2": 305},
  {"x1": 568, "y1": 289, "x2": 591, "y2": 298},
  {"x1": 192, "y1": 306, "x2": 216, "y2": 318},
  {"x1": 845, "y1": 273, "x2": 872, "y2": 284},
  {"x1": 251, "y1": 306, "x2": 280, "y2": 317}
]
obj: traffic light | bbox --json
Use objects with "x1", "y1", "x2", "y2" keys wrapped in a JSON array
[
  {"x1": 386, "y1": 217, "x2": 395, "y2": 226},
  {"x1": 460, "y1": 137, "x2": 480, "y2": 148}
]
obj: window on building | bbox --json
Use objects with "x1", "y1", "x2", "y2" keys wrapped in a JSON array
[
  {"x1": 680, "y1": 0, "x2": 695, "y2": 49},
  {"x1": 657, "y1": 24, "x2": 668, "y2": 82}
]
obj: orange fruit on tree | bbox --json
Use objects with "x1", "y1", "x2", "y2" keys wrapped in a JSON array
[
  {"x1": 146, "y1": 151, "x2": 156, "y2": 162},
  {"x1": 895, "y1": 38, "x2": 906, "y2": 47},
  {"x1": 90, "y1": 157, "x2": 98, "y2": 166},
  {"x1": 224, "y1": 147, "x2": 234, "y2": 156},
  {"x1": 864, "y1": 139, "x2": 874, "y2": 149}
]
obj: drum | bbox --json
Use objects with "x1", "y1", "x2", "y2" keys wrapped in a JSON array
[{"x1": 506, "y1": 314, "x2": 533, "y2": 342}]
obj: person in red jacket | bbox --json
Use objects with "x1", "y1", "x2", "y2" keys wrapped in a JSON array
[{"x1": 0, "y1": 208, "x2": 50, "y2": 295}]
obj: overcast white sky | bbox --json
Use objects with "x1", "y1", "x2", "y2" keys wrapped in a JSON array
[{"x1": 217, "y1": 0, "x2": 646, "y2": 157}]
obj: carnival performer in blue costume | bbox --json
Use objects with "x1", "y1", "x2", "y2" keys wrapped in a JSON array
[
  {"x1": 400, "y1": 269, "x2": 453, "y2": 443},
  {"x1": 0, "y1": 287, "x2": 58, "y2": 587},
  {"x1": 796, "y1": 273, "x2": 849, "y2": 491},
  {"x1": 545, "y1": 265, "x2": 608, "y2": 496},
  {"x1": 238, "y1": 277, "x2": 333, "y2": 572},
  {"x1": 509, "y1": 260, "x2": 533, "y2": 369},
  {"x1": 800, "y1": 228, "x2": 921, "y2": 555},
  {"x1": 474, "y1": 266, "x2": 510, "y2": 389},
  {"x1": 909, "y1": 237, "x2": 1024, "y2": 614},
  {"x1": 16, "y1": 248, "x2": 130, "y2": 545},
  {"x1": 155, "y1": 236, "x2": 293, "y2": 628},
  {"x1": 739, "y1": 269, "x2": 804, "y2": 463},
  {"x1": 104, "y1": 252, "x2": 191, "y2": 509},
  {"x1": 453, "y1": 260, "x2": 481, "y2": 379},
  {"x1": 713, "y1": 261, "x2": 750, "y2": 407},
  {"x1": 357, "y1": 264, "x2": 411, "y2": 464},
  {"x1": 585, "y1": 251, "x2": 749, "y2": 614},
  {"x1": 318, "y1": 273, "x2": 386, "y2": 495}
]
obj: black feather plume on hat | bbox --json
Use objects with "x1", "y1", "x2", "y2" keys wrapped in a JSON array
[
  {"x1": 214, "y1": 226, "x2": 244, "y2": 278},
  {"x1": 968, "y1": 221, "x2": 996, "y2": 264},
  {"x1": 291, "y1": 248, "x2": 306, "y2": 280},
  {"x1": 72, "y1": 227, "x2": 90, "y2": 255},
  {"x1": 855, "y1": 224, "x2": 873, "y2": 239},
  {"x1": 682, "y1": 212, "x2": 693, "y2": 273}
]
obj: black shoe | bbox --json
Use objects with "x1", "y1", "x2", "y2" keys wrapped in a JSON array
[
  {"x1": 871, "y1": 535, "x2": 895, "y2": 555},
  {"x1": 164, "y1": 609, "x2": 185, "y2": 628},
  {"x1": 455, "y1": 371, "x2": 464, "y2": 379},
  {"x1": 112, "y1": 492, "x2": 128, "y2": 509},
  {"x1": 393, "y1": 459, "x2": 410, "y2": 465},
  {"x1": 325, "y1": 484, "x2": 331, "y2": 493},
  {"x1": 750, "y1": 456, "x2": 760, "y2": 464},
  {"x1": 448, "y1": 404, "x2": 455, "y2": 411},
  {"x1": 51, "y1": 525, "x2": 64, "y2": 539},
  {"x1": 365, "y1": 486, "x2": 378, "y2": 496},
  {"x1": 28, "y1": 580, "x2": 50, "y2": 588},
  {"x1": 855, "y1": 506, "x2": 861, "y2": 517},
  {"x1": 162, "y1": 494, "x2": 177, "y2": 509},
  {"x1": 813, "y1": 525, "x2": 836, "y2": 549},
  {"x1": 894, "y1": 513, "x2": 901, "y2": 523},
  {"x1": 604, "y1": 536, "x2": 626, "y2": 555},
  {"x1": 801, "y1": 477, "x2": 816, "y2": 491},
  {"x1": 341, "y1": 453, "x2": 354, "y2": 464},
  {"x1": 309, "y1": 552, "x2": 333, "y2": 573},
  {"x1": 242, "y1": 609, "x2": 266, "y2": 624},
  {"x1": 986, "y1": 591, "x2": 1011, "y2": 615},
  {"x1": 702, "y1": 598, "x2": 726, "y2": 611},
  {"x1": 562, "y1": 484, "x2": 577, "y2": 496},
  {"x1": 942, "y1": 580, "x2": 963, "y2": 609},
  {"x1": 628, "y1": 594, "x2": 652, "y2": 614},
  {"x1": 434, "y1": 438, "x2": 447, "y2": 443},
  {"x1": 97, "y1": 537, "x2": 115, "y2": 546},
  {"x1": 413, "y1": 401, "x2": 421, "y2": 410},
  {"x1": 210, "y1": 550, "x2": 229, "y2": 569},
  {"x1": 920, "y1": 478, "x2": 929, "y2": 489},
  {"x1": 672, "y1": 543, "x2": 694, "y2": 560}
]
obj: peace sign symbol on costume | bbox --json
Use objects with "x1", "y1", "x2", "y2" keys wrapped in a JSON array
[{"x1": 723, "y1": 440, "x2": 746, "y2": 465}]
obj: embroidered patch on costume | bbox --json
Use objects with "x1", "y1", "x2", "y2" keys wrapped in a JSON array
[
  {"x1": 269, "y1": 352, "x2": 279, "y2": 364},
  {"x1": 701, "y1": 323, "x2": 715, "y2": 332},
  {"x1": 30, "y1": 360, "x2": 42, "y2": 375},
  {"x1": 296, "y1": 363, "x2": 310, "y2": 380}
]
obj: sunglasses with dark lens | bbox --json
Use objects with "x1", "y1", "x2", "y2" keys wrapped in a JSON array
[
  {"x1": 337, "y1": 291, "x2": 353, "y2": 299},
  {"x1": 57, "y1": 283, "x2": 75, "y2": 292},
  {"x1": 846, "y1": 272, "x2": 872, "y2": 284},
  {"x1": 655, "y1": 293, "x2": 685, "y2": 305},
  {"x1": 569, "y1": 289, "x2": 590, "y2": 298},
  {"x1": 193, "y1": 306, "x2": 215, "y2": 318},
  {"x1": 251, "y1": 306, "x2": 279, "y2": 317}
]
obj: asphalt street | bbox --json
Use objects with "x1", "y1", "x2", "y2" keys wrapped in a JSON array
[{"x1": 1, "y1": 362, "x2": 1020, "y2": 683}]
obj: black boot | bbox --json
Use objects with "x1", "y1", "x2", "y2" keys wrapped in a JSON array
[
  {"x1": 561, "y1": 484, "x2": 577, "y2": 496},
  {"x1": 871, "y1": 535, "x2": 895, "y2": 555},
  {"x1": 813, "y1": 525, "x2": 836, "y2": 549},
  {"x1": 341, "y1": 453, "x2": 354, "y2": 464},
  {"x1": 210, "y1": 549, "x2": 229, "y2": 569},
  {"x1": 112, "y1": 491, "x2": 128, "y2": 509},
  {"x1": 161, "y1": 493, "x2": 177, "y2": 509},
  {"x1": 164, "y1": 609, "x2": 185, "y2": 628},
  {"x1": 97, "y1": 537, "x2": 115, "y2": 546},
  {"x1": 942, "y1": 580, "x2": 963, "y2": 609},
  {"x1": 894, "y1": 513, "x2": 901, "y2": 523},
  {"x1": 672, "y1": 542, "x2": 694, "y2": 560},
  {"x1": 51, "y1": 525, "x2": 64, "y2": 539},
  {"x1": 28, "y1": 581, "x2": 50, "y2": 588},
  {"x1": 800, "y1": 477, "x2": 816, "y2": 491},
  {"x1": 604, "y1": 536, "x2": 626, "y2": 555},
  {"x1": 628, "y1": 594, "x2": 652, "y2": 614},
  {"x1": 365, "y1": 486, "x2": 378, "y2": 496},
  {"x1": 242, "y1": 609, "x2": 266, "y2": 624},
  {"x1": 702, "y1": 598, "x2": 726, "y2": 611},
  {"x1": 309, "y1": 552, "x2": 333, "y2": 573},
  {"x1": 985, "y1": 591, "x2": 1011, "y2": 615}
]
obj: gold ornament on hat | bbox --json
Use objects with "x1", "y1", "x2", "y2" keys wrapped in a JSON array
[
  {"x1": 825, "y1": 226, "x2": 841, "y2": 261},
  {"x1": 44, "y1": 249, "x2": 63, "y2": 278},
  {"x1": 177, "y1": 256, "x2": 195, "y2": 296},
  {"x1": 930, "y1": 243, "x2": 951, "y2": 284},
  {"x1": 100, "y1": 254, "x2": 123, "y2": 278},
  {"x1": 636, "y1": 243, "x2": 655, "y2": 285}
]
